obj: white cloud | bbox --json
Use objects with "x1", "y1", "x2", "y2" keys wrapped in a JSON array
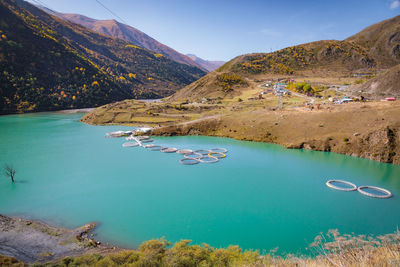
[{"x1": 390, "y1": 0, "x2": 400, "y2": 10}]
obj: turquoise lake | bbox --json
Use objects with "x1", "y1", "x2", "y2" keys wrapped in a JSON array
[{"x1": 0, "y1": 112, "x2": 400, "y2": 255}]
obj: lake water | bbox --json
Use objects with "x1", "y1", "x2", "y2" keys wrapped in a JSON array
[{"x1": 0, "y1": 113, "x2": 400, "y2": 255}]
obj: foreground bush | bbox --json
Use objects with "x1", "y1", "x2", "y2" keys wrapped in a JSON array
[{"x1": 30, "y1": 230, "x2": 400, "y2": 267}]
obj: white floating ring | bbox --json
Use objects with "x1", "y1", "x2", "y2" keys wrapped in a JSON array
[
  {"x1": 149, "y1": 145, "x2": 163, "y2": 151},
  {"x1": 208, "y1": 152, "x2": 226, "y2": 158},
  {"x1": 210, "y1": 148, "x2": 228, "y2": 153},
  {"x1": 194, "y1": 149, "x2": 212, "y2": 155},
  {"x1": 122, "y1": 142, "x2": 140, "y2": 147},
  {"x1": 180, "y1": 158, "x2": 200, "y2": 165},
  {"x1": 199, "y1": 156, "x2": 219, "y2": 163},
  {"x1": 140, "y1": 139, "x2": 154, "y2": 143},
  {"x1": 161, "y1": 147, "x2": 178, "y2": 153},
  {"x1": 176, "y1": 149, "x2": 193, "y2": 155},
  {"x1": 357, "y1": 186, "x2": 392, "y2": 199},
  {"x1": 143, "y1": 144, "x2": 155, "y2": 148},
  {"x1": 184, "y1": 152, "x2": 203, "y2": 159},
  {"x1": 136, "y1": 136, "x2": 150, "y2": 140},
  {"x1": 326, "y1": 180, "x2": 357, "y2": 191}
]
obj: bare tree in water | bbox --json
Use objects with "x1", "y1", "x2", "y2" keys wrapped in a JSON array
[{"x1": 3, "y1": 164, "x2": 16, "y2": 183}]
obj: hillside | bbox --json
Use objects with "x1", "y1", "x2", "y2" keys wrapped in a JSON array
[
  {"x1": 170, "y1": 15, "x2": 400, "y2": 102},
  {"x1": 0, "y1": 0, "x2": 205, "y2": 114},
  {"x1": 40, "y1": 8, "x2": 206, "y2": 71},
  {"x1": 171, "y1": 39, "x2": 377, "y2": 101},
  {"x1": 346, "y1": 15, "x2": 400, "y2": 68},
  {"x1": 186, "y1": 54, "x2": 225, "y2": 72},
  {"x1": 350, "y1": 64, "x2": 400, "y2": 99}
]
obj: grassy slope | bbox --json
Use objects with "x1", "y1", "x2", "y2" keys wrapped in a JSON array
[{"x1": 0, "y1": 0, "x2": 206, "y2": 114}]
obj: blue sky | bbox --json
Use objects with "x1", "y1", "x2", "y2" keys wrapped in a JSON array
[{"x1": 27, "y1": 0, "x2": 400, "y2": 61}]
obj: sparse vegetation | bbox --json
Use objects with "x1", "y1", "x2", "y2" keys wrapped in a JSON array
[
  {"x1": 216, "y1": 73, "x2": 247, "y2": 92},
  {"x1": 27, "y1": 230, "x2": 400, "y2": 267}
]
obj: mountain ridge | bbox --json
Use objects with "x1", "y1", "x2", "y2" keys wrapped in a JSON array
[
  {"x1": 0, "y1": 0, "x2": 206, "y2": 114},
  {"x1": 38, "y1": 6, "x2": 208, "y2": 71}
]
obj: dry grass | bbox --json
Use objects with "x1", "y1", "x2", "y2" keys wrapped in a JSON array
[{"x1": 30, "y1": 231, "x2": 400, "y2": 267}]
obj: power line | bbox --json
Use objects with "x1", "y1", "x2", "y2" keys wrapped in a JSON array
[
  {"x1": 94, "y1": 0, "x2": 128, "y2": 24},
  {"x1": 31, "y1": 0, "x2": 53, "y2": 11}
]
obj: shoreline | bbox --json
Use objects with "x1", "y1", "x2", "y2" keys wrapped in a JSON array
[
  {"x1": 150, "y1": 123, "x2": 400, "y2": 165},
  {"x1": 0, "y1": 214, "x2": 121, "y2": 264},
  {"x1": 82, "y1": 100, "x2": 400, "y2": 165},
  {"x1": 1, "y1": 213, "x2": 400, "y2": 266}
]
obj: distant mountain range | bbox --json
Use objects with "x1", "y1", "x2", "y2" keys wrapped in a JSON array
[
  {"x1": 171, "y1": 15, "x2": 400, "y2": 101},
  {"x1": 186, "y1": 54, "x2": 225, "y2": 72},
  {"x1": 0, "y1": 0, "x2": 206, "y2": 114},
  {"x1": 38, "y1": 7, "x2": 225, "y2": 72}
]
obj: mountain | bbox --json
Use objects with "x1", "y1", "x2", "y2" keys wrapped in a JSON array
[
  {"x1": 0, "y1": 0, "x2": 206, "y2": 114},
  {"x1": 39, "y1": 7, "x2": 207, "y2": 71},
  {"x1": 186, "y1": 54, "x2": 225, "y2": 72},
  {"x1": 170, "y1": 15, "x2": 400, "y2": 102},
  {"x1": 346, "y1": 15, "x2": 400, "y2": 68}
]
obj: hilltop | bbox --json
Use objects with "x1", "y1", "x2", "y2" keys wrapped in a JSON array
[
  {"x1": 0, "y1": 0, "x2": 205, "y2": 114},
  {"x1": 40, "y1": 8, "x2": 207, "y2": 71}
]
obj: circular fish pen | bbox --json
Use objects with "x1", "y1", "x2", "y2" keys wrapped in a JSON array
[
  {"x1": 208, "y1": 152, "x2": 226, "y2": 159},
  {"x1": 199, "y1": 156, "x2": 219, "y2": 163},
  {"x1": 194, "y1": 149, "x2": 212, "y2": 155},
  {"x1": 136, "y1": 136, "x2": 150, "y2": 140},
  {"x1": 140, "y1": 139, "x2": 154, "y2": 143},
  {"x1": 143, "y1": 144, "x2": 155, "y2": 148},
  {"x1": 357, "y1": 186, "x2": 392, "y2": 199},
  {"x1": 149, "y1": 145, "x2": 163, "y2": 151},
  {"x1": 176, "y1": 149, "x2": 193, "y2": 155},
  {"x1": 122, "y1": 142, "x2": 140, "y2": 147},
  {"x1": 210, "y1": 148, "x2": 228, "y2": 153},
  {"x1": 184, "y1": 152, "x2": 203, "y2": 159},
  {"x1": 326, "y1": 180, "x2": 357, "y2": 191},
  {"x1": 180, "y1": 158, "x2": 200, "y2": 165},
  {"x1": 161, "y1": 147, "x2": 178, "y2": 153}
]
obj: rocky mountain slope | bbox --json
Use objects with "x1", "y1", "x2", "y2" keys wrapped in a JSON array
[
  {"x1": 40, "y1": 8, "x2": 206, "y2": 71},
  {"x1": 0, "y1": 0, "x2": 206, "y2": 114},
  {"x1": 351, "y1": 64, "x2": 400, "y2": 99}
]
